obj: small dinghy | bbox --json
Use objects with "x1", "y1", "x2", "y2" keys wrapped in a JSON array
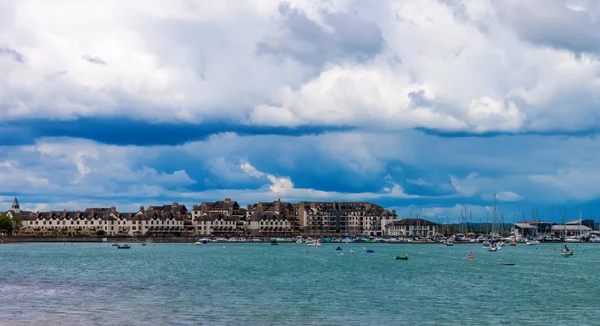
[
  {"x1": 335, "y1": 246, "x2": 342, "y2": 251},
  {"x1": 366, "y1": 249, "x2": 375, "y2": 253},
  {"x1": 394, "y1": 254, "x2": 409, "y2": 260},
  {"x1": 117, "y1": 244, "x2": 131, "y2": 249}
]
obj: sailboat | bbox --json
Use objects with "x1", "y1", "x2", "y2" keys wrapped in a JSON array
[
  {"x1": 560, "y1": 208, "x2": 573, "y2": 257},
  {"x1": 526, "y1": 208, "x2": 540, "y2": 245},
  {"x1": 487, "y1": 194, "x2": 500, "y2": 252}
]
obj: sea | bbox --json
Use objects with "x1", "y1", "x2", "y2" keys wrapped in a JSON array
[{"x1": 0, "y1": 242, "x2": 597, "y2": 325}]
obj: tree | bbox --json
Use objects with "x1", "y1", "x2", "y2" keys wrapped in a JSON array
[
  {"x1": 96, "y1": 230, "x2": 106, "y2": 236},
  {"x1": 0, "y1": 215, "x2": 20, "y2": 235}
]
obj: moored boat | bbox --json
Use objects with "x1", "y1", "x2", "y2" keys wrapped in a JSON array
[{"x1": 117, "y1": 244, "x2": 131, "y2": 249}]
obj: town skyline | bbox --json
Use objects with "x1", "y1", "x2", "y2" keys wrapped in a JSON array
[{"x1": 4, "y1": 195, "x2": 599, "y2": 225}]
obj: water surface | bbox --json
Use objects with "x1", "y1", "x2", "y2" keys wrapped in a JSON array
[{"x1": 0, "y1": 242, "x2": 596, "y2": 325}]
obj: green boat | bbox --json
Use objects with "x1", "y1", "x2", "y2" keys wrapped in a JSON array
[{"x1": 394, "y1": 254, "x2": 409, "y2": 260}]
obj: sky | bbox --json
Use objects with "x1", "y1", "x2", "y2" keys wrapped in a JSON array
[{"x1": 2, "y1": 0, "x2": 600, "y2": 223}]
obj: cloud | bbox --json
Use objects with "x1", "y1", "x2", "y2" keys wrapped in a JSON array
[
  {"x1": 1, "y1": 0, "x2": 600, "y2": 134},
  {"x1": 81, "y1": 54, "x2": 106, "y2": 65},
  {"x1": 494, "y1": 191, "x2": 524, "y2": 202},
  {"x1": 407, "y1": 178, "x2": 432, "y2": 186},
  {"x1": 239, "y1": 160, "x2": 420, "y2": 200},
  {"x1": 256, "y1": 2, "x2": 384, "y2": 67},
  {"x1": 0, "y1": 46, "x2": 24, "y2": 62}
]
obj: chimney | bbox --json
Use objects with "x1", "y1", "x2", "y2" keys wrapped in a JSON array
[
  {"x1": 392, "y1": 209, "x2": 396, "y2": 216},
  {"x1": 139, "y1": 206, "x2": 145, "y2": 213},
  {"x1": 257, "y1": 203, "x2": 263, "y2": 212},
  {"x1": 247, "y1": 204, "x2": 252, "y2": 210},
  {"x1": 225, "y1": 198, "x2": 231, "y2": 204},
  {"x1": 310, "y1": 202, "x2": 316, "y2": 209},
  {"x1": 110, "y1": 206, "x2": 116, "y2": 212},
  {"x1": 274, "y1": 200, "x2": 281, "y2": 212}
]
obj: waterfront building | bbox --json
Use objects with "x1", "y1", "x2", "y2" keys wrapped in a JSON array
[
  {"x1": 20, "y1": 208, "x2": 121, "y2": 236},
  {"x1": 298, "y1": 201, "x2": 397, "y2": 237},
  {"x1": 191, "y1": 198, "x2": 246, "y2": 236},
  {"x1": 512, "y1": 220, "x2": 555, "y2": 237},
  {"x1": 246, "y1": 199, "x2": 297, "y2": 235},
  {"x1": 133, "y1": 203, "x2": 189, "y2": 236},
  {"x1": 384, "y1": 218, "x2": 438, "y2": 237}
]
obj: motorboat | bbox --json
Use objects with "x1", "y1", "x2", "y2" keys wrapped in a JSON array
[
  {"x1": 525, "y1": 239, "x2": 539, "y2": 246},
  {"x1": 307, "y1": 240, "x2": 321, "y2": 247},
  {"x1": 195, "y1": 241, "x2": 202, "y2": 246},
  {"x1": 487, "y1": 244, "x2": 499, "y2": 252},
  {"x1": 444, "y1": 241, "x2": 453, "y2": 247},
  {"x1": 271, "y1": 238, "x2": 279, "y2": 246},
  {"x1": 394, "y1": 255, "x2": 408, "y2": 260},
  {"x1": 335, "y1": 246, "x2": 342, "y2": 251},
  {"x1": 366, "y1": 249, "x2": 375, "y2": 253},
  {"x1": 117, "y1": 244, "x2": 131, "y2": 249},
  {"x1": 112, "y1": 243, "x2": 119, "y2": 247}
]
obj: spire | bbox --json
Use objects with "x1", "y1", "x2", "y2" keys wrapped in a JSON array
[{"x1": 11, "y1": 197, "x2": 20, "y2": 213}]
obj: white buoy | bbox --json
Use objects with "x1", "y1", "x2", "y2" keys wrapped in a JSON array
[{"x1": 222, "y1": 246, "x2": 226, "y2": 249}]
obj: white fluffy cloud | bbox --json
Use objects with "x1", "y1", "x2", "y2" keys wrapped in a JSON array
[{"x1": 2, "y1": 0, "x2": 600, "y2": 132}]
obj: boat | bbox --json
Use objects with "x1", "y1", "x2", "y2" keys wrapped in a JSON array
[
  {"x1": 141, "y1": 243, "x2": 147, "y2": 246},
  {"x1": 444, "y1": 241, "x2": 453, "y2": 247},
  {"x1": 487, "y1": 243, "x2": 500, "y2": 252},
  {"x1": 199, "y1": 238, "x2": 209, "y2": 244},
  {"x1": 112, "y1": 243, "x2": 119, "y2": 247},
  {"x1": 525, "y1": 239, "x2": 539, "y2": 246},
  {"x1": 335, "y1": 246, "x2": 342, "y2": 251},
  {"x1": 271, "y1": 238, "x2": 279, "y2": 246},
  {"x1": 295, "y1": 236, "x2": 303, "y2": 244},
  {"x1": 307, "y1": 240, "x2": 321, "y2": 247},
  {"x1": 394, "y1": 254, "x2": 408, "y2": 260},
  {"x1": 366, "y1": 249, "x2": 375, "y2": 253},
  {"x1": 560, "y1": 209, "x2": 573, "y2": 257},
  {"x1": 509, "y1": 241, "x2": 517, "y2": 246},
  {"x1": 195, "y1": 241, "x2": 202, "y2": 246},
  {"x1": 117, "y1": 244, "x2": 131, "y2": 249}
]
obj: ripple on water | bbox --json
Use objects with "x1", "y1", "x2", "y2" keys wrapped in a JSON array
[{"x1": 1, "y1": 242, "x2": 599, "y2": 325}]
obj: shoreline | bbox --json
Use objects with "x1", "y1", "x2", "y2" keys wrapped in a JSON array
[{"x1": 1, "y1": 236, "x2": 594, "y2": 245}]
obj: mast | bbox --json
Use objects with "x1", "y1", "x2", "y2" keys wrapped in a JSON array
[{"x1": 493, "y1": 193, "x2": 497, "y2": 237}]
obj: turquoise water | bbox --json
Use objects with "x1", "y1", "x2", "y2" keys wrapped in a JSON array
[{"x1": 0, "y1": 242, "x2": 597, "y2": 325}]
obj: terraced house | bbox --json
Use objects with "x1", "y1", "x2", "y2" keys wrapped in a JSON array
[
  {"x1": 131, "y1": 202, "x2": 190, "y2": 236},
  {"x1": 191, "y1": 198, "x2": 246, "y2": 236},
  {"x1": 246, "y1": 199, "x2": 297, "y2": 236}
]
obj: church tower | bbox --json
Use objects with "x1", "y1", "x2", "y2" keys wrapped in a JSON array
[{"x1": 11, "y1": 197, "x2": 20, "y2": 213}]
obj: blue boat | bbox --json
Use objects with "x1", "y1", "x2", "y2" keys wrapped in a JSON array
[
  {"x1": 366, "y1": 249, "x2": 375, "y2": 253},
  {"x1": 335, "y1": 246, "x2": 342, "y2": 251},
  {"x1": 117, "y1": 244, "x2": 131, "y2": 249}
]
